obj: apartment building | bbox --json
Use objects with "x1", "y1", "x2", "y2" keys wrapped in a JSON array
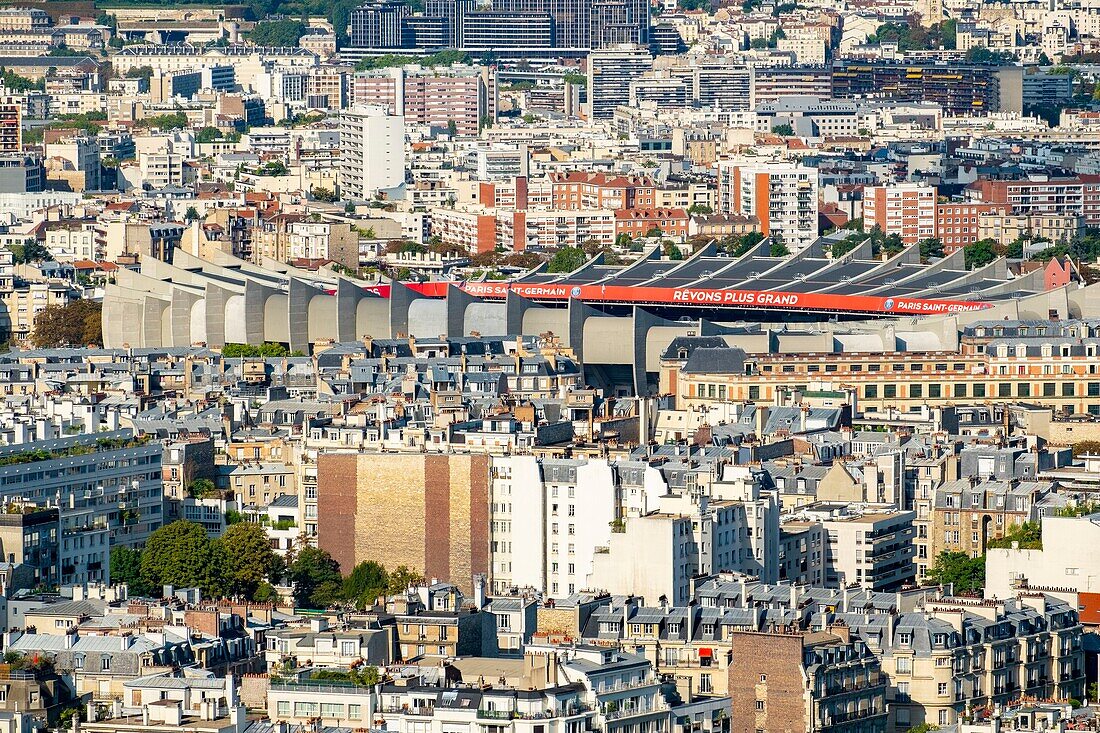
[
  {"x1": 550, "y1": 172, "x2": 656, "y2": 210},
  {"x1": 338, "y1": 105, "x2": 406, "y2": 199},
  {"x1": 976, "y1": 212, "x2": 1084, "y2": 246},
  {"x1": 588, "y1": 45, "x2": 653, "y2": 119},
  {"x1": 810, "y1": 507, "x2": 916, "y2": 591},
  {"x1": 0, "y1": 431, "x2": 163, "y2": 585},
  {"x1": 717, "y1": 161, "x2": 818, "y2": 251},
  {"x1": 931, "y1": 478, "x2": 1052, "y2": 559},
  {"x1": 613, "y1": 208, "x2": 689, "y2": 240},
  {"x1": 969, "y1": 177, "x2": 1100, "y2": 227},
  {"x1": 666, "y1": 332, "x2": 1100, "y2": 417},
  {"x1": 351, "y1": 64, "x2": 496, "y2": 136},
  {"x1": 837, "y1": 595, "x2": 1084, "y2": 730},
  {"x1": 863, "y1": 183, "x2": 937, "y2": 246},
  {"x1": 936, "y1": 201, "x2": 1010, "y2": 252},
  {"x1": 728, "y1": 628, "x2": 888, "y2": 733}
]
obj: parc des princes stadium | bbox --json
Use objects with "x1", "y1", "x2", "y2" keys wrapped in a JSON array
[{"x1": 102, "y1": 232, "x2": 1100, "y2": 393}]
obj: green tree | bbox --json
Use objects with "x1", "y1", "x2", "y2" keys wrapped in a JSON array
[
  {"x1": 140, "y1": 520, "x2": 223, "y2": 597},
  {"x1": 830, "y1": 233, "x2": 864, "y2": 259},
  {"x1": 964, "y1": 238, "x2": 999, "y2": 269},
  {"x1": 188, "y1": 478, "x2": 216, "y2": 498},
  {"x1": 222, "y1": 342, "x2": 291, "y2": 358},
  {"x1": 664, "y1": 242, "x2": 684, "y2": 260},
  {"x1": 219, "y1": 522, "x2": 277, "y2": 600},
  {"x1": 771, "y1": 123, "x2": 794, "y2": 136},
  {"x1": 11, "y1": 241, "x2": 50, "y2": 264},
  {"x1": 0, "y1": 68, "x2": 42, "y2": 92},
  {"x1": 288, "y1": 546, "x2": 342, "y2": 608},
  {"x1": 924, "y1": 551, "x2": 985, "y2": 594},
  {"x1": 1073, "y1": 440, "x2": 1100, "y2": 457},
  {"x1": 195, "y1": 126, "x2": 224, "y2": 143},
  {"x1": 918, "y1": 237, "x2": 944, "y2": 261},
  {"x1": 386, "y1": 565, "x2": 423, "y2": 596},
  {"x1": 770, "y1": 240, "x2": 790, "y2": 257},
  {"x1": 905, "y1": 724, "x2": 940, "y2": 733},
  {"x1": 343, "y1": 560, "x2": 389, "y2": 608},
  {"x1": 721, "y1": 230, "x2": 765, "y2": 256},
  {"x1": 312, "y1": 186, "x2": 337, "y2": 203},
  {"x1": 250, "y1": 20, "x2": 306, "y2": 46},
  {"x1": 125, "y1": 65, "x2": 154, "y2": 82},
  {"x1": 185, "y1": 206, "x2": 201, "y2": 221},
  {"x1": 32, "y1": 300, "x2": 102, "y2": 348},
  {"x1": 110, "y1": 546, "x2": 150, "y2": 596},
  {"x1": 547, "y1": 246, "x2": 586, "y2": 273},
  {"x1": 987, "y1": 521, "x2": 1042, "y2": 550}
]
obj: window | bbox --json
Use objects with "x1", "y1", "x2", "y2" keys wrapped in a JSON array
[
  {"x1": 341, "y1": 641, "x2": 356, "y2": 656},
  {"x1": 974, "y1": 383, "x2": 986, "y2": 397},
  {"x1": 939, "y1": 710, "x2": 950, "y2": 726},
  {"x1": 101, "y1": 656, "x2": 111, "y2": 671},
  {"x1": 898, "y1": 632, "x2": 912, "y2": 646},
  {"x1": 760, "y1": 674, "x2": 767, "y2": 682},
  {"x1": 897, "y1": 682, "x2": 910, "y2": 702},
  {"x1": 884, "y1": 384, "x2": 897, "y2": 398},
  {"x1": 896, "y1": 657, "x2": 911, "y2": 673},
  {"x1": 277, "y1": 701, "x2": 291, "y2": 717},
  {"x1": 865, "y1": 385, "x2": 878, "y2": 399},
  {"x1": 700, "y1": 674, "x2": 713, "y2": 693},
  {"x1": 755, "y1": 700, "x2": 765, "y2": 712},
  {"x1": 348, "y1": 705, "x2": 362, "y2": 719},
  {"x1": 321, "y1": 703, "x2": 344, "y2": 718},
  {"x1": 954, "y1": 383, "x2": 967, "y2": 398},
  {"x1": 910, "y1": 384, "x2": 923, "y2": 398},
  {"x1": 938, "y1": 682, "x2": 948, "y2": 696}
]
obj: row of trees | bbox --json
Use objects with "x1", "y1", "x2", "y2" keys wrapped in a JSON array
[
  {"x1": 111, "y1": 520, "x2": 280, "y2": 601},
  {"x1": 110, "y1": 519, "x2": 424, "y2": 610}
]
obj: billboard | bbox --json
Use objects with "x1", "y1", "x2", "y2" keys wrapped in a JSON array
[{"x1": 366, "y1": 282, "x2": 994, "y2": 315}]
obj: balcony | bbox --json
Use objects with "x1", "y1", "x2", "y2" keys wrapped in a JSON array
[{"x1": 604, "y1": 703, "x2": 669, "y2": 721}]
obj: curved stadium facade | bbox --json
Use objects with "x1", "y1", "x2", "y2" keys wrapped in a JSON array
[{"x1": 102, "y1": 234, "x2": 1099, "y2": 394}]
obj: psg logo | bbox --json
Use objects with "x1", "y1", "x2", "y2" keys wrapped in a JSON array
[
  {"x1": 570, "y1": 286, "x2": 582, "y2": 298},
  {"x1": 883, "y1": 298, "x2": 895, "y2": 310}
]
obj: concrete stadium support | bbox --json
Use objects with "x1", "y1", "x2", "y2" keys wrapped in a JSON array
[{"x1": 101, "y1": 244, "x2": 1100, "y2": 395}]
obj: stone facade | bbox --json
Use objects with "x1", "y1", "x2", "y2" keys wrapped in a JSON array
[{"x1": 317, "y1": 452, "x2": 490, "y2": 593}]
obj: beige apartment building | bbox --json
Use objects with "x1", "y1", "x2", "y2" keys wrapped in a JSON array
[
  {"x1": 840, "y1": 595, "x2": 1085, "y2": 731},
  {"x1": 976, "y1": 212, "x2": 1084, "y2": 246},
  {"x1": 668, "y1": 340, "x2": 1100, "y2": 416}
]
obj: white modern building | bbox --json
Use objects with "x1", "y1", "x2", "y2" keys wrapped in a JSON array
[{"x1": 338, "y1": 105, "x2": 405, "y2": 200}]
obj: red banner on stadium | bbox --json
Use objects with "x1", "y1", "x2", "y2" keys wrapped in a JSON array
[{"x1": 366, "y1": 282, "x2": 994, "y2": 315}]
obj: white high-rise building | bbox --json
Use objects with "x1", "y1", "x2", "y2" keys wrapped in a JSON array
[{"x1": 338, "y1": 105, "x2": 405, "y2": 200}]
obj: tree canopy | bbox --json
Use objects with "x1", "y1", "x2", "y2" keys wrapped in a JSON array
[
  {"x1": 547, "y1": 246, "x2": 587, "y2": 273},
  {"x1": 288, "y1": 546, "x2": 342, "y2": 608},
  {"x1": 32, "y1": 301, "x2": 102, "y2": 348},
  {"x1": 221, "y1": 342, "x2": 300, "y2": 358},
  {"x1": 249, "y1": 19, "x2": 306, "y2": 46},
  {"x1": 924, "y1": 551, "x2": 985, "y2": 594}
]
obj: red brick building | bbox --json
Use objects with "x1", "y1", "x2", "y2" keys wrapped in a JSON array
[
  {"x1": 614, "y1": 208, "x2": 689, "y2": 239},
  {"x1": 550, "y1": 172, "x2": 656, "y2": 210},
  {"x1": 936, "y1": 201, "x2": 1010, "y2": 253}
]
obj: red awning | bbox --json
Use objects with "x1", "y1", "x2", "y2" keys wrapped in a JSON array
[{"x1": 699, "y1": 648, "x2": 713, "y2": 658}]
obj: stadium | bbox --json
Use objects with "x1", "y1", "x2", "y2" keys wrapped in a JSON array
[{"x1": 102, "y1": 232, "x2": 1098, "y2": 394}]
